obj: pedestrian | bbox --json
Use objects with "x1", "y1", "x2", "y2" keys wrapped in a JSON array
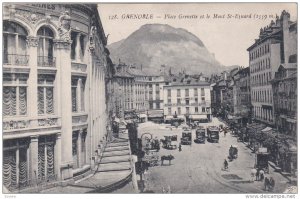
[
  {"x1": 256, "y1": 169, "x2": 260, "y2": 181},
  {"x1": 264, "y1": 177, "x2": 270, "y2": 191},
  {"x1": 259, "y1": 170, "x2": 265, "y2": 181},
  {"x1": 178, "y1": 143, "x2": 182, "y2": 152},
  {"x1": 224, "y1": 159, "x2": 228, "y2": 170},
  {"x1": 251, "y1": 168, "x2": 257, "y2": 182},
  {"x1": 269, "y1": 177, "x2": 275, "y2": 191}
]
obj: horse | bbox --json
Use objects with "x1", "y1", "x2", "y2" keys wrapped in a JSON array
[{"x1": 161, "y1": 155, "x2": 175, "y2": 166}]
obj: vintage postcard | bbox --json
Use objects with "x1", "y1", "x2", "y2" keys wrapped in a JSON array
[{"x1": 1, "y1": 2, "x2": 297, "y2": 196}]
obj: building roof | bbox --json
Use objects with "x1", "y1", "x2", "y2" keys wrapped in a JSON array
[
  {"x1": 114, "y1": 70, "x2": 134, "y2": 78},
  {"x1": 280, "y1": 63, "x2": 297, "y2": 69},
  {"x1": 247, "y1": 10, "x2": 296, "y2": 51},
  {"x1": 164, "y1": 75, "x2": 210, "y2": 87}
]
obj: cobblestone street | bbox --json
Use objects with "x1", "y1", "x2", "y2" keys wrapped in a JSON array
[{"x1": 137, "y1": 118, "x2": 293, "y2": 193}]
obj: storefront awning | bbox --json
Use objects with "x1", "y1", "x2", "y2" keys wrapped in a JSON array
[
  {"x1": 189, "y1": 115, "x2": 207, "y2": 119},
  {"x1": 286, "y1": 118, "x2": 297, "y2": 123},
  {"x1": 138, "y1": 114, "x2": 147, "y2": 118},
  {"x1": 177, "y1": 115, "x2": 185, "y2": 119},
  {"x1": 261, "y1": 127, "x2": 272, "y2": 132},
  {"x1": 165, "y1": 115, "x2": 173, "y2": 120}
]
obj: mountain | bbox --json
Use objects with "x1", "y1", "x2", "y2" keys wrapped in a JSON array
[{"x1": 108, "y1": 24, "x2": 229, "y2": 75}]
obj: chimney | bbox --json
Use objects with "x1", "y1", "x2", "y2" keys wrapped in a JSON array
[{"x1": 281, "y1": 10, "x2": 291, "y2": 64}]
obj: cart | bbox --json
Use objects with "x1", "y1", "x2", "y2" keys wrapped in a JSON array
[
  {"x1": 181, "y1": 131, "x2": 192, "y2": 145},
  {"x1": 142, "y1": 150, "x2": 160, "y2": 167}
]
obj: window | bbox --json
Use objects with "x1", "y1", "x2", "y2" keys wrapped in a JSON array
[
  {"x1": 167, "y1": 89, "x2": 171, "y2": 97},
  {"x1": 178, "y1": 107, "x2": 181, "y2": 115},
  {"x1": 3, "y1": 74, "x2": 28, "y2": 116},
  {"x1": 149, "y1": 77, "x2": 152, "y2": 81},
  {"x1": 3, "y1": 138, "x2": 29, "y2": 190},
  {"x1": 71, "y1": 77, "x2": 86, "y2": 113},
  {"x1": 168, "y1": 98, "x2": 171, "y2": 104},
  {"x1": 201, "y1": 88, "x2": 205, "y2": 96},
  {"x1": 149, "y1": 103, "x2": 153, "y2": 109},
  {"x1": 185, "y1": 99, "x2": 189, "y2": 105},
  {"x1": 3, "y1": 21, "x2": 28, "y2": 65},
  {"x1": 156, "y1": 102, "x2": 160, "y2": 109},
  {"x1": 71, "y1": 32, "x2": 85, "y2": 61},
  {"x1": 72, "y1": 131, "x2": 79, "y2": 169},
  {"x1": 38, "y1": 135, "x2": 55, "y2": 181},
  {"x1": 186, "y1": 107, "x2": 190, "y2": 114},
  {"x1": 37, "y1": 27, "x2": 55, "y2": 67},
  {"x1": 177, "y1": 98, "x2": 181, "y2": 104},
  {"x1": 202, "y1": 107, "x2": 205, "y2": 112},
  {"x1": 201, "y1": 97, "x2": 205, "y2": 102},
  {"x1": 195, "y1": 98, "x2": 198, "y2": 104},
  {"x1": 177, "y1": 89, "x2": 181, "y2": 97},
  {"x1": 195, "y1": 107, "x2": 198, "y2": 113},
  {"x1": 168, "y1": 108, "x2": 171, "y2": 115},
  {"x1": 185, "y1": 89, "x2": 189, "y2": 97},
  {"x1": 38, "y1": 74, "x2": 55, "y2": 115},
  {"x1": 194, "y1": 88, "x2": 198, "y2": 96}
]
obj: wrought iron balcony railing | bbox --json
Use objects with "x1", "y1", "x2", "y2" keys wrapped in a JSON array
[
  {"x1": 38, "y1": 56, "x2": 56, "y2": 67},
  {"x1": 3, "y1": 54, "x2": 29, "y2": 66}
]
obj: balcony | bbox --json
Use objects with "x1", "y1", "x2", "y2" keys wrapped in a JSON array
[
  {"x1": 72, "y1": 112, "x2": 88, "y2": 130},
  {"x1": 3, "y1": 116, "x2": 61, "y2": 137},
  {"x1": 38, "y1": 56, "x2": 56, "y2": 67},
  {"x1": 3, "y1": 54, "x2": 29, "y2": 66}
]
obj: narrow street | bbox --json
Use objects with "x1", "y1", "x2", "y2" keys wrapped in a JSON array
[{"x1": 137, "y1": 118, "x2": 292, "y2": 193}]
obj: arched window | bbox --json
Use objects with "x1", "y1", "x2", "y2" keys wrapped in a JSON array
[
  {"x1": 37, "y1": 27, "x2": 55, "y2": 67},
  {"x1": 3, "y1": 21, "x2": 28, "y2": 65}
]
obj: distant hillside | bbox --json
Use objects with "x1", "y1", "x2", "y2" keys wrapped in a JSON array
[{"x1": 108, "y1": 24, "x2": 233, "y2": 76}]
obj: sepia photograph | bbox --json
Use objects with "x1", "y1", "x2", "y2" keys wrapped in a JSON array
[{"x1": 1, "y1": 2, "x2": 298, "y2": 196}]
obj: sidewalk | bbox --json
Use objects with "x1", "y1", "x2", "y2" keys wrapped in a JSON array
[{"x1": 217, "y1": 122, "x2": 295, "y2": 193}]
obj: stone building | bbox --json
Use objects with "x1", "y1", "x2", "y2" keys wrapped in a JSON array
[
  {"x1": 163, "y1": 75, "x2": 211, "y2": 123},
  {"x1": 247, "y1": 10, "x2": 297, "y2": 126},
  {"x1": 271, "y1": 63, "x2": 297, "y2": 137},
  {"x1": 2, "y1": 3, "x2": 112, "y2": 191},
  {"x1": 232, "y1": 67, "x2": 251, "y2": 124},
  {"x1": 113, "y1": 63, "x2": 135, "y2": 119}
]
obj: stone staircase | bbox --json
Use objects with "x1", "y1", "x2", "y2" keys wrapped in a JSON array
[{"x1": 40, "y1": 137, "x2": 135, "y2": 193}]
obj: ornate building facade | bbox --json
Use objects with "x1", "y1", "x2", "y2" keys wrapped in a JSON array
[{"x1": 2, "y1": 3, "x2": 112, "y2": 191}]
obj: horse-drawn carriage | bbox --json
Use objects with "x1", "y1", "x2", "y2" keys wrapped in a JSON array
[
  {"x1": 181, "y1": 131, "x2": 192, "y2": 145},
  {"x1": 228, "y1": 145, "x2": 238, "y2": 160},
  {"x1": 142, "y1": 150, "x2": 160, "y2": 167},
  {"x1": 255, "y1": 148, "x2": 269, "y2": 173},
  {"x1": 194, "y1": 127, "x2": 206, "y2": 144},
  {"x1": 161, "y1": 135, "x2": 177, "y2": 150}
]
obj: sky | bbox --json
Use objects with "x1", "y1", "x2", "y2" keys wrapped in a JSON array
[{"x1": 98, "y1": 3, "x2": 297, "y2": 67}]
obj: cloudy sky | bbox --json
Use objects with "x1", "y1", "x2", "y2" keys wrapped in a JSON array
[{"x1": 98, "y1": 3, "x2": 297, "y2": 67}]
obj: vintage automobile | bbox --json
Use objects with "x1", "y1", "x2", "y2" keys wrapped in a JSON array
[
  {"x1": 228, "y1": 145, "x2": 238, "y2": 160},
  {"x1": 207, "y1": 126, "x2": 219, "y2": 143},
  {"x1": 181, "y1": 131, "x2": 192, "y2": 145},
  {"x1": 255, "y1": 148, "x2": 269, "y2": 173},
  {"x1": 161, "y1": 135, "x2": 177, "y2": 150},
  {"x1": 194, "y1": 127, "x2": 206, "y2": 144}
]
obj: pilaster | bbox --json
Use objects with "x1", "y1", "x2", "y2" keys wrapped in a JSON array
[
  {"x1": 29, "y1": 135, "x2": 39, "y2": 185},
  {"x1": 54, "y1": 39, "x2": 73, "y2": 180},
  {"x1": 26, "y1": 36, "x2": 38, "y2": 120}
]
